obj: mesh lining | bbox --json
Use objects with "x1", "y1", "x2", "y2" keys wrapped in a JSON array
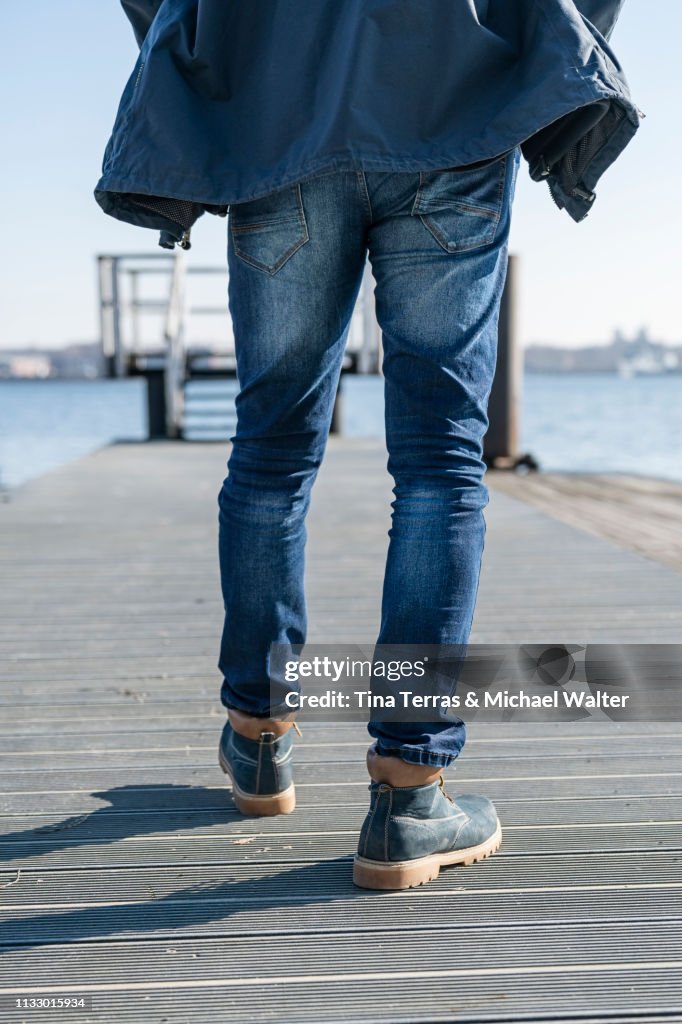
[
  {"x1": 574, "y1": 103, "x2": 626, "y2": 175},
  {"x1": 127, "y1": 194, "x2": 201, "y2": 230},
  {"x1": 558, "y1": 102, "x2": 626, "y2": 193},
  {"x1": 523, "y1": 99, "x2": 627, "y2": 196}
]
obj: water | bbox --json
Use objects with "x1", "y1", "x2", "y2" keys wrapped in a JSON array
[
  {"x1": 344, "y1": 373, "x2": 682, "y2": 481},
  {"x1": 1, "y1": 373, "x2": 681, "y2": 490},
  {"x1": 0, "y1": 379, "x2": 147, "y2": 490},
  {"x1": 521, "y1": 373, "x2": 682, "y2": 479}
]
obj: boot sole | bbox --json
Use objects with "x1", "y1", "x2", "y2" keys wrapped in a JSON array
[
  {"x1": 353, "y1": 819, "x2": 502, "y2": 890},
  {"x1": 219, "y1": 745, "x2": 296, "y2": 816}
]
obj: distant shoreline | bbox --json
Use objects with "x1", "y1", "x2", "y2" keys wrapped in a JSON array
[{"x1": 2, "y1": 367, "x2": 682, "y2": 382}]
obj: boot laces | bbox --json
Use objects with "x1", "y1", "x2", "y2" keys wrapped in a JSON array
[{"x1": 439, "y1": 775, "x2": 454, "y2": 804}]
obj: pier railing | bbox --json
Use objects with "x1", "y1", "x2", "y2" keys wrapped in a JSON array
[{"x1": 96, "y1": 251, "x2": 382, "y2": 439}]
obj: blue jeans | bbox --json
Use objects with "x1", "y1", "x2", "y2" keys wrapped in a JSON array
[{"x1": 218, "y1": 149, "x2": 520, "y2": 768}]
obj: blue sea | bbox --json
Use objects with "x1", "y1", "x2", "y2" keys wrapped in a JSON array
[{"x1": 1, "y1": 374, "x2": 681, "y2": 490}]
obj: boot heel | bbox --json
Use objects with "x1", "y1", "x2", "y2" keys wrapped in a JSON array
[
  {"x1": 353, "y1": 854, "x2": 441, "y2": 891},
  {"x1": 219, "y1": 744, "x2": 296, "y2": 816},
  {"x1": 232, "y1": 784, "x2": 296, "y2": 816}
]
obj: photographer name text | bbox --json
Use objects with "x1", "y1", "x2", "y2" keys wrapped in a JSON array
[{"x1": 284, "y1": 689, "x2": 629, "y2": 710}]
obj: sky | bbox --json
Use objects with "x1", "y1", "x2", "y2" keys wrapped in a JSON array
[{"x1": 1, "y1": 1, "x2": 680, "y2": 351}]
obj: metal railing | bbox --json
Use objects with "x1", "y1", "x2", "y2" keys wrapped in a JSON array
[{"x1": 97, "y1": 252, "x2": 229, "y2": 380}]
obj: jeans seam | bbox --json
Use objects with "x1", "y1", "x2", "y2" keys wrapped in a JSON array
[
  {"x1": 356, "y1": 170, "x2": 373, "y2": 223},
  {"x1": 411, "y1": 171, "x2": 425, "y2": 216},
  {"x1": 374, "y1": 742, "x2": 455, "y2": 769}
]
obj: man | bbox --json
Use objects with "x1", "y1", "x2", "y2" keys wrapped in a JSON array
[{"x1": 96, "y1": 0, "x2": 639, "y2": 890}]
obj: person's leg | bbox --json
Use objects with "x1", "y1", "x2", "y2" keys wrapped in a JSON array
[
  {"x1": 217, "y1": 172, "x2": 369, "y2": 772},
  {"x1": 354, "y1": 151, "x2": 520, "y2": 887},
  {"x1": 365, "y1": 149, "x2": 520, "y2": 773}
]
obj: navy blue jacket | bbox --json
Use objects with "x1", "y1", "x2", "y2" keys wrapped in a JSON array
[{"x1": 95, "y1": 0, "x2": 641, "y2": 249}]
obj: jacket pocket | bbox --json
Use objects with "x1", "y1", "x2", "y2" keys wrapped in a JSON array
[
  {"x1": 229, "y1": 183, "x2": 309, "y2": 275},
  {"x1": 411, "y1": 155, "x2": 508, "y2": 254}
]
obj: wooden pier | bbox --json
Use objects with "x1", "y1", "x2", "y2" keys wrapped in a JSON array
[{"x1": 1, "y1": 439, "x2": 681, "y2": 1022}]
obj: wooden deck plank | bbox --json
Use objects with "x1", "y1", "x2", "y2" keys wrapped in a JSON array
[
  {"x1": 3, "y1": 732, "x2": 682, "y2": 757},
  {"x1": 1, "y1": 824, "x2": 681, "y2": 873},
  {"x1": 3, "y1": 852, "x2": 680, "y2": 901},
  {"x1": 2, "y1": 888, "x2": 682, "y2": 945},
  {"x1": 1, "y1": 752, "x2": 681, "y2": 776},
  {"x1": 4, "y1": 794, "x2": 682, "y2": 835},
  {"x1": 0, "y1": 926, "x2": 681, "y2": 1024},
  {"x1": 0, "y1": 919, "x2": 680, "y2": 972},
  {"x1": 487, "y1": 470, "x2": 682, "y2": 572}
]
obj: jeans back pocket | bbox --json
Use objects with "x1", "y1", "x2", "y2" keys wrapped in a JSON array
[
  {"x1": 411, "y1": 155, "x2": 508, "y2": 254},
  {"x1": 229, "y1": 183, "x2": 309, "y2": 275}
]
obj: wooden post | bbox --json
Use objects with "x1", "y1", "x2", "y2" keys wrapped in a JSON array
[
  {"x1": 97, "y1": 256, "x2": 124, "y2": 379},
  {"x1": 145, "y1": 371, "x2": 166, "y2": 440},
  {"x1": 163, "y1": 252, "x2": 187, "y2": 439},
  {"x1": 358, "y1": 259, "x2": 381, "y2": 374},
  {"x1": 484, "y1": 253, "x2": 520, "y2": 466},
  {"x1": 330, "y1": 383, "x2": 342, "y2": 434}
]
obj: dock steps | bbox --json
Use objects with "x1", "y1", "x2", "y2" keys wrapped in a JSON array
[{"x1": 181, "y1": 378, "x2": 238, "y2": 442}]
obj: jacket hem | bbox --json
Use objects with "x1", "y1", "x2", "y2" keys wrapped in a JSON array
[{"x1": 95, "y1": 84, "x2": 640, "y2": 234}]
